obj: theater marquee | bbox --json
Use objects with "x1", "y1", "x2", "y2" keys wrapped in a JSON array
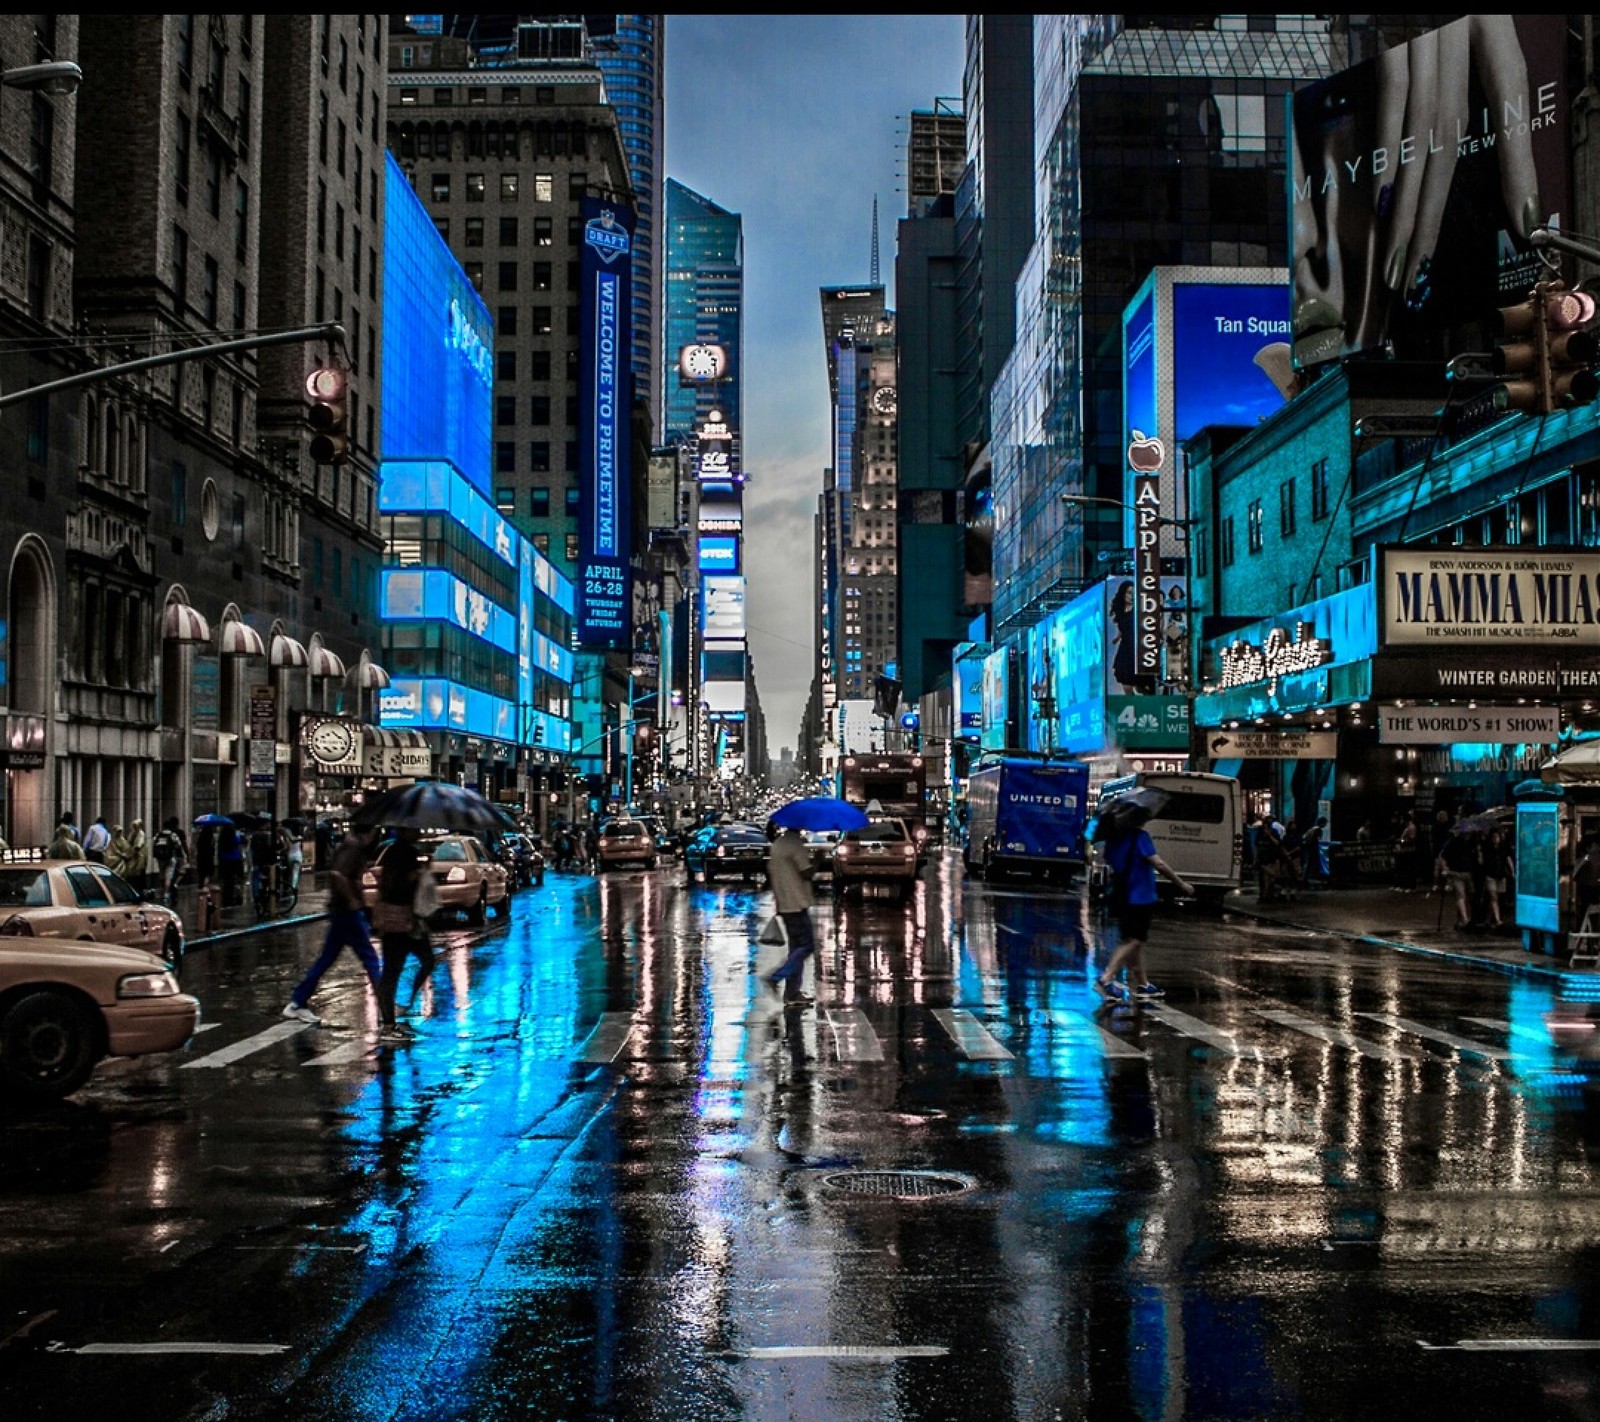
[{"x1": 1381, "y1": 548, "x2": 1600, "y2": 648}]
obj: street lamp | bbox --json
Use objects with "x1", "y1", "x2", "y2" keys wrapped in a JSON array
[
  {"x1": 1, "y1": 61, "x2": 83, "y2": 95},
  {"x1": 1059, "y1": 491, "x2": 1192, "y2": 536}
]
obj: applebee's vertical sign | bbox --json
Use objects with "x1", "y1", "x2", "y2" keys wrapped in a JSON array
[{"x1": 1128, "y1": 431, "x2": 1164, "y2": 680}]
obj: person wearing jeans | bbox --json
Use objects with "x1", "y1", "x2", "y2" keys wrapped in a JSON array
[
  {"x1": 282, "y1": 825, "x2": 382, "y2": 1025},
  {"x1": 763, "y1": 824, "x2": 817, "y2": 1001}
]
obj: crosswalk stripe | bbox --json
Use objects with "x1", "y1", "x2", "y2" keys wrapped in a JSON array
[
  {"x1": 1144, "y1": 1005, "x2": 1282, "y2": 1060},
  {"x1": 578, "y1": 1012, "x2": 634, "y2": 1064},
  {"x1": 303, "y1": 1039, "x2": 376, "y2": 1067},
  {"x1": 1044, "y1": 1008, "x2": 1146, "y2": 1059},
  {"x1": 181, "y1": 1021, "x2": 309, "y2": 1069},
  {"x1": 932, "y1": 1008, "x2": 1014, "y2": 1061},
  {"x1": 1462, "y1": 1015, "x2": 1549, "y2": 1047},
  {"x1": 1252, "y1": 1008, "x2": 1411, "y2": 1062},
  {"x1": 823, "y1": 1008, "x2": 883, "y2": 1062},
  {"x1": 1355, "y1": 1013, "x2": 1511, "y2": 1060}
]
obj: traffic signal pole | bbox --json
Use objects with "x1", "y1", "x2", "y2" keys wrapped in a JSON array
[{"x1": 0, "y1": 322, "x2": 346, "y2": 409}]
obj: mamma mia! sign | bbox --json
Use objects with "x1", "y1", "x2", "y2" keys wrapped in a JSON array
[{"x1": 1382, "y1": 549, "x2": 1600, "y2": 648}]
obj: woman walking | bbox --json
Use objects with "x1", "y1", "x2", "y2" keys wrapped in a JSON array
[{"x1": 370, "y1": 829, "x2": 439, "y2": 1042}]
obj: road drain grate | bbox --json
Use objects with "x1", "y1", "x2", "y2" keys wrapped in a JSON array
[{"x1": 822, "y1": 1169, "x2": 975, "y2": 1199}]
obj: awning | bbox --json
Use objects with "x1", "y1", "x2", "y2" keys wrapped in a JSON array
[
  {"x1": 217, "y1": 618, "x2": 266, "y2": 658},
  {"x1": 362, "y1": 725, "x2": 429, "y2": 749},
  {"x1": 270, "y1": 633, "x2": 309, "y2": 669},
  {"x1": 162, "y1": 601, "x2": 211, "y2": 643},
  {"x1": 309, "y1": 645, "x2": 347, "y2": 679},
  {"x1": 353, "y1": 659, "x2": 392, "y2": 690}
]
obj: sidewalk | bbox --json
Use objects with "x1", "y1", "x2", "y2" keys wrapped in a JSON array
[
  {"x1": 1225, "y1": 880, "x2": 1600, "y2": 991},
  {"x1": 171, "y1": 870, "x2": 331, "y2": 949}
]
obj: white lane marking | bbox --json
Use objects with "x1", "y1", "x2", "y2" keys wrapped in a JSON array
[
  {"x1": 932, "y1": 1008, "x2": 1014, "y2": 1061},
  {"x1": 1144, "y1": 1005, "x2": 1282, "y2": 1060},
  {"x1": 303, "y1": 1040, "x2": 375, "y2": 1067},
  {"x1": 1355, "y1": 1013, "x2": 1511, "y2": 1060},
  {"x1": 181, "y1": 1021, "x2": 309, "y2": 1069},
  {"x1": 1417, "y1": 1338, "x2": 1600, "y2": 1352},
  {"x1": 578, "y1": 1012, "x2": 634, "y2": 1064},
  {"x1": 194, "y1": 1023, "x2": 221, "y2": 1033},
  {"x1": 55, "y1": 1341, "x2": 290, "y2": 1356},
  {"x1": 823, "y1": 1008, "x2": 883, "y2": 1063},
  {"x1": 231, "y1": 1243, "x2": 368, "y2": 1253},
  {"x1": 1044, "y1": 1008, "x2": 1146, "y2": 1059},
  {"x1": 1462, "y1": 1016, "x2": 1550, "y2": 1047},
  {"x1": 740, "y1": 1345, "x2": 949, "y2": 1361},
  {"x1": 1252, "y1": 1008, "x2": 1412, "y2": 1062}
]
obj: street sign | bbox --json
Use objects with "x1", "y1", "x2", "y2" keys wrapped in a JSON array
[
  {"x1": 1379, "y1": 704, "x2": 1559, "y2": 744},
  {"x1": 247, "y1": 738, "x2": 276, "y2": 789},
  {"x1": 1204, "y1": 729, "x2": 1337, "y2": 760},
  {"x1": 249, "y1": 684, "x2": 276, "y2": 741}
]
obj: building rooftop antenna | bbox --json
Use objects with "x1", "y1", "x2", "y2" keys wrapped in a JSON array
[{"x1": 870, "y1": 195, "x2": 880, "y2": 286}]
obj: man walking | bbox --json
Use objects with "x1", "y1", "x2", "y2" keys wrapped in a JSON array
[
  {"x1": 82, "y1": 815, "x2": 110, "y2": 863},
  {"x1": 282, "y1": 824, "x2": 382, "y2": 1025},
  {"x1": 763, "y1": 823, "x2": 818, "y2": 1001},
  {"x1": 1095, "y1": 805, "x2": 1194, "y2": 1003}
]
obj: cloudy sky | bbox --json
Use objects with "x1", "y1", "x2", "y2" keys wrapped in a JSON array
[{"x1": 664, "y1": 14, "x2": 966, "y2": 756}]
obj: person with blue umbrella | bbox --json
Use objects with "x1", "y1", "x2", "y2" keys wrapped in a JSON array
[{"x1": 762, "y1": 817, "x2": 819, "y2": 1000}]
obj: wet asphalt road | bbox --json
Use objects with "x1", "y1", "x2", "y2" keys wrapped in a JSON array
[{"x1": 4, "y1": 855, "x2": 1600, "y2": 1420}]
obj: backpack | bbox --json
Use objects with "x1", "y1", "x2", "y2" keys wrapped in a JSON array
[{"x1": 153, "y1": 830, "x2": 179, "y2": 866}]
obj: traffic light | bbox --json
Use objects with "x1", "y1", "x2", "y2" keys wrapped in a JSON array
[
  {"x1": 1493, "y1": 282, "x2": 1600, "y2": 416},
  {"x1": 635, "y1": 722, "x2": 655, "y2": 754},
  {"x1": 305, "y1": 365, "x2": 349, "y2": 464}
]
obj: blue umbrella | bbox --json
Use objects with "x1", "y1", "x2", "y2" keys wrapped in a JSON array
[
  {"x1": 193, "y1": 813, "x2": 234, "y2": 826},
  {"x1": 769, "y1": 797, "x2": 870, "y2": 833}
]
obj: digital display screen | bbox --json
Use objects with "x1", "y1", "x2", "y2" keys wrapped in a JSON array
[{"x1": 698, "y1": 536, "x2": 739, "y2": 573}]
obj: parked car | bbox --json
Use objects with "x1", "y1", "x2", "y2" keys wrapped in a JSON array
[
  {"x1": 362, "y1": 834, "x2": 512, "y2": 925},
  {"x1": 0, "y1": 864, "x2": 199, "y2": 1098},
  {"x1": 0, "y1": 861, "x2": 186, "y2": 965},
  {"x1": 595, "y1": 819, "x2": 658, "y2": 871},
  {"x1": 682, "y1": 822, "x2": 770, "y2": 885},
  {"x1": 492, "y1": 832, "x2": 546, "y2": 889},
  {"x1": 833, "y1": 818, "x2": 920, "y2": 900},
  {"x1": 634, "y1": 815, "x2": 680, "y2": 857}
]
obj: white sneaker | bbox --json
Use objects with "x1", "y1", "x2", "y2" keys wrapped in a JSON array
[{"x1": 281, "y1": 1003, "x2": 320, "y2": 1025}]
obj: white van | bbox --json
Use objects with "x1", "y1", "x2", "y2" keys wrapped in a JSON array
[{"x1": 1092, "y1": 771, "x2": 1244, "y2": 906}]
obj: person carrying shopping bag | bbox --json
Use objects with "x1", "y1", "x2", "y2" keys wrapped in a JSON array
[{"x1": 371, "y1": 828, "x2": 439, "y2": 1041}]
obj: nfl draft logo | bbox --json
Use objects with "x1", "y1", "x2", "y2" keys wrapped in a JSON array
[{"x1": 585, "y1": 209, "x2": 631, "y2": 265}]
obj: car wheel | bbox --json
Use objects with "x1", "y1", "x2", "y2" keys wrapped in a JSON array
[
  {"x1": 162, "y1": 927, "x2": 183, "y2": 968},
  {"x1": 495, "y1": 890, "x2": 514, "y2": 920},
  {"x1": 467, "y1": 891, "x2": 487, "y2": 927},
  {"x1": 646, "y1": 856, "x2": 658, "y2": 870},
  {"x1": 534, "y1": 872, "x2": 545, "y2": 888},
  {"x1": 1, "y1": 990, "x2": 100, "y2": 1100}
]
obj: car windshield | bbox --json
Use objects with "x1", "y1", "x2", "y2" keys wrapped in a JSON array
[
  {"x1": 846, "y1": 823, "x2": 907, "y2": 843},
  {"x1": 0, "y1": 870, "x2": 52, "y2": 907}
]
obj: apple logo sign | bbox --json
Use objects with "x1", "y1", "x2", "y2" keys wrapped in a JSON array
[{"x1": 1127, "y1": 429, "x2": 1165, "y2": 472}]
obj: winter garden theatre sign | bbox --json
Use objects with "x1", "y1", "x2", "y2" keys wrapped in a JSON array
[{"x1": 1377, "y1": 549, "x2": 1600, "y2": 696}]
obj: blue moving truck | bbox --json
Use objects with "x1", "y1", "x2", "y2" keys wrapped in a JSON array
[{"x1": 963, "y1": 756, "x2": 1090, "y2": 883}]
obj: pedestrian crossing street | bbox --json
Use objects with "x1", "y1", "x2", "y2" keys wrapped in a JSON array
[{"x1": 170, "y1": 992, "x2": 1583, "y2": 1084}]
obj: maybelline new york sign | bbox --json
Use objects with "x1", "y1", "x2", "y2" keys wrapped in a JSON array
[{"x1": 1382, "y1": 550, "x2": 1600, "y2": 647}]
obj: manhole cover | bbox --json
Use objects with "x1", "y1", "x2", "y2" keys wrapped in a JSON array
[{"x1": 821, "y1": 1169, "x2": 975, "y2": 1199}]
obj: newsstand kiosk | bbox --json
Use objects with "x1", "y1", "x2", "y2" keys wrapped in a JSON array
[{"x1": 1515, "y1": 743, "x2": 1600, "y2": 958}]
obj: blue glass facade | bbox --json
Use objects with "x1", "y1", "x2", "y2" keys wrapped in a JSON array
[
  {"x1": 662, "y1": 178, "x2": 743, "y2": 449},
  {"x1": 380, "y1": 155, "x2": 574, "y2": 761}
]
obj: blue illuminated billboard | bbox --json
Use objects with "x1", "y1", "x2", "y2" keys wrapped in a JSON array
[
  {"x1": 382, "y1": 153, "x2": 494, "y2": 493},
  {"x1": 698, "y1": 536, "x2": 739, "y2": 573},
  {"x1": 380, "y1": 676, "x2": 569, "y2": 752},
  {"x1": 576, "y1": 195, "x2": 636, "y2": 647}
]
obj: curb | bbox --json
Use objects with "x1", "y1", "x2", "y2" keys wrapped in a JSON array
[
  {"x1": 1222, "y1": 900, "x2": 1600, "y2": 993},
  {"x1": 188, "y1": 909, "x2": 329, "y2": 950}
]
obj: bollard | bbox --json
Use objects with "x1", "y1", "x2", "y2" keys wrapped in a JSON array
[{"x1": 198, "y1": 884, "x2": 220, "y2": 935}]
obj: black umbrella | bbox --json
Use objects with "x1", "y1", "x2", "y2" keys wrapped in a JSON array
[{"x1": 350, "y1": 781, "x2": 518, "y2": 836}]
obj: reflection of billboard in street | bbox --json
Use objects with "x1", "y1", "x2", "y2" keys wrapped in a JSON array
[
  {"x1": 1121, "y1": 268, "x2": 1288, "y2": 543},
  {"x1": 702, "y1": 576, "x2": 746, "y2": 638},
  {"x1": 1290, "y1": 14, "x2": 1569, "y2": 367}
]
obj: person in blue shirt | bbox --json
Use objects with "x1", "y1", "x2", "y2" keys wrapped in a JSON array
[{"x1": 1095, "y1": 814, "x2": 1193, "y2": 1003}]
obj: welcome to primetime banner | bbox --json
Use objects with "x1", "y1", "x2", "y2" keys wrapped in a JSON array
[{"x1": 576, "y1": 196, "x2": 636, "y2": 649}]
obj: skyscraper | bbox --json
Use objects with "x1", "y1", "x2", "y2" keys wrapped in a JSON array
[{"x1": 662, "y1": 178, "x2": 743, "y2": 449}]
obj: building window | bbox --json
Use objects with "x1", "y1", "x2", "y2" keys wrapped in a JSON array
[
  {"x1": 336, "y1": 117, "x2": 347, "y2": 175},
  {"x1": 499, "y1": 216, "x2": 518, "y2": 245},
  {"x1": 1221, "y1": 515, "x2": 1235, "y2": 567},
  {"x1": 232, "y1": 491, "x2": 246, "y2": 548},
  {"x1": 1247, "y1": 498, "x2": 1264, "y2": 553},
  {"x1": 233, "y1": 279, "x2": 245, "y2": 329},
  {"x1": 497, "y1": 350, "x2": 516, "y2": 381},
  {"x1": 176, "y1": 14, "x2": 193, "y2": 81},
  {"x1": 28, "y1": 96, "x2": 53, "y2": 192},
  {"x1": 239, "y1": 74, "x2": 251, "y2": 153},
  {"x1": 496, "y1": 442, "x2": 515, "y2": 474},
  {"x1": 530, "y1": 441, "x2": 551, "y2": 472},
  {"x1": 1279, "y1": 480, "x2": 1296, "y2": 537},
  {"x1": 495, "y1": 486, "x2": 514, "y2": 512},
  {"x1": 235, "y1": 181, "x2": 249, "y2": 258},
  {"x1": 172, "y1": 224, "x2": 189, "y2": 307},
  {"x1": 498, "y1": 261, "x2": 517, "y2": 291},
  {"x1": 317, "y1": 91, "x2": 328, "y2": 162},
  {"x1": 26, "y1": 235, "x2": 47, "y2": 322},
  {"x1": 174, "y1": 113, "x2": 190, "y2": 204},
  {"x1": 466, "y1": 173, "x2": 485, "y2": 202},
  {"x1": 534, "y1": 173, "x2": 553, "y2": 202},
  {"x1": 565, "y1": 532, "x2": 579, "y2": 563},
  {"x1": 171, "y1": 462, "x2": 187, "y2": 526},
  {"x1": 464, "y1": 261, "x2": 482, "y2": 290},
  {"x1": 531, "y1": 488, "x2": 550, "y2": 517},
  {"x1": 502, "y1": 86, "x2": 521, "y2": 104},
  {"x1": 202, "y1": 257, "x2": 219, "y2": 324},
  {"x1": 533, "y1": 533, "x2": 550, "y2": 554},
  {"x1": 433, "y1": 218, "x2": 449, "y2": 243},
  {"x1": 534, "y1": 216, "x2": 553, "y2": 245},
  {"x1": 530, "y1": 395, "x2": 550, "y2": 425},
  {"x1": 433, "y1": 87, "x2": 453, "y2": 107},
  {"x1": 501, "y1": 173, "x2": 518, "y2": 202},
  {"x1": 531, "y1": 350, "x2": 551, "y2": 380},
  {"x1": 532, "y1": 305, "x2": 552, "y2": 334},
  {"x1": 465, "y1": 216, "x2": 484, "y2": 247},
  {"x1": 431, "y1": 172, "x2": 449, "y2": 202},
  {"x1": 532, "y1": 261, "x2": 552, "y2": 291},
  {"x1": 496, "y1": 395, "x2": 516, "y2": 426},
  {"x1": 568, "y1": 170, "x2": 587, "y2": 198},
  {"x1": 565, "y1": 486, "x2": 580, "y2": 516},
  {"x1": 564, "y1": 440, "x2": 578, "y2": 471},
  {"x1": 497, "y1": 305, "x2": 518, "y2": 337},
  {"x1": 1311, "y1": 457, "x2": 1330, "y2": 521}
]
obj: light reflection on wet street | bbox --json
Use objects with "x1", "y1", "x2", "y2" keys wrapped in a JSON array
[{"x1": 5, "y1": 857, "x2": 1600, "y2": 1419}]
